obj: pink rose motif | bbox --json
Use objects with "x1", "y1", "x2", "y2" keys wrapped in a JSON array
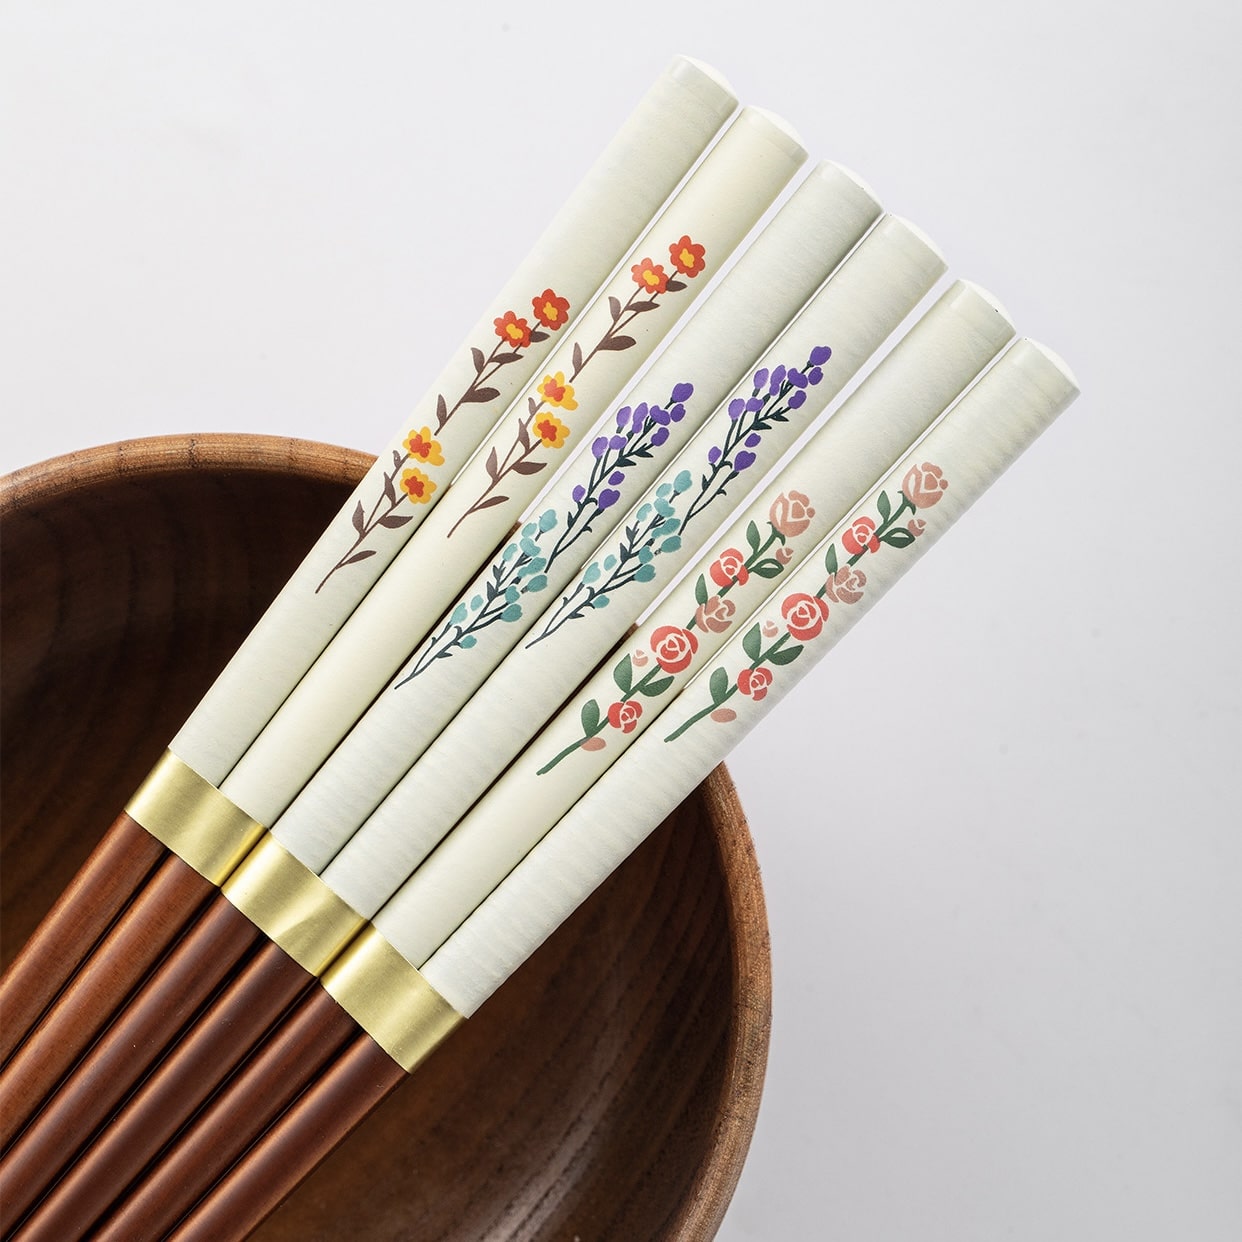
[
  {"x1": 902, "y1": 462, "x2": 949, "y2": 510},
  {"x1": 650, "y1": 624, "x2": 699, "y2": 674},
  {"x1": 823, "y1": 565, "x2": 866, "y2": 605},
  {"x1": 908, "y1": 518, "x2": 926, "y2": 537},
  {"x1": 768, "y1": 490, "x2": 815, "y2": 538},
  {"x1": 781, "y1": 592, "x2": 830, "y2": 642},
  {"x1": 695, "y1": 595, "x2": 736, "y2": 634},
  {"x1": 607, "y1": 700, "x2": 642, "y2": 733},
  {"x1": 709, "y1": 547, "x2": 749, "y2": 589},
  {"x1": 841, "y1": 516, "x2": 880, "y2": 557},
  {"x1": 632, "y1": 648, "x2": 649, "y2": 667},
  {"x1": 737, "y1": 666, "x2": 773, "y2": 700},
  {"x1": 775, "y1": 546, "x2": 793, "y2": 564},
  {"x1": 762, "y1": 620, "x2": 780, "y2": 638}
]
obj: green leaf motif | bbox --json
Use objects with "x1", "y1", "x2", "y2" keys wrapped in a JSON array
[
  {"x1": 823, "y1": 544, "x2": 839, "y2": 575},
  {"x1": 694, "y1": 574, "x2": 709, "y2": 606},
  {"x1": 581, "y1": 699, "x2": 601, "y2": 735},
  {"x1": 752, "y1": 559, "x2": 783, "y2": 579},
  {"x1": 614, "y1": 654, "x2": 633, "y2": 695},
  {"x1": 639, "y1": 673, "x2": 675, "y2": 697},
  {"x1": 877, "y1": 490, "x2": 892, "y2": 521},
  {"x1": 742, "y1": 625, "x2": 762, "y2": 662},
  {"x1": 709, "y1": 666, "x2": 730, "y2": 705},
  {"x1": 746, "y1": 520, "x2": 762, "y2": 552},
  {"x1": 767, "y1": 644, "x2": 802, "y2": 666},
  {"x1": 882, "y1": 529, "x2": 916, "y2": 548}
]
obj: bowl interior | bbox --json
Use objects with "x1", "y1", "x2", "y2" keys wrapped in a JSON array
[{"x1": 0, "y1": 435, "x2": 770, "y2": 1241}]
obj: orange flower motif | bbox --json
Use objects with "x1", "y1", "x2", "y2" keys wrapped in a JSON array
[
  {"x1": 534, "y1": 412, "x2": 571, "y2": 449},
  {"x1": 532, "y1": 288, "x2": 570, "y2": 330},
  {"x1": 403, "y1": 427, "x2": 444, "y2": 467},
  {"x1": 537, "y1": 372, "x2": 578, "y2": 411},
  {"x1": 400, "y1": 467, "x2": 437, "y2": 504},
  {"x1": 669, "y1": 235, "x2": 706, "y2": 277},
  {"x1": 493, "y1": 311, "x2": 532, "y2": 349},
  {"x1": 630, "y1": 257, "x2": 669, "y2": 295}
]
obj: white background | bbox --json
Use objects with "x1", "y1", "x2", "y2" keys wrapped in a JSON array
[{"x1": 2, "y1": 2, "x2": 1239, "y2": 1238}]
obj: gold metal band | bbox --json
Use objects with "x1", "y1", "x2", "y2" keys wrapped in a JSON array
[
  {"x1": 322, "y1": 924, "x2": 464, "y2": 1073},
  {"x1": 125, "y1": 750, "x2": 265, "y2": 886},
  {"x1": 222, "y1": 833, "x2": 366, "y2": 978}
]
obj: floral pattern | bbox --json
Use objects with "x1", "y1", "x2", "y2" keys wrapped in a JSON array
[
  {"x1": 397, "y1": 382, "x2": 696, "y2": 683},
  {"x1": 662, "y1": 462, "x2": 949, "y2": 740},
  {"x1": 315, "y1": 285, "x2": 571, "y2": 592},
  {"x1": 536, "y1": 468, "x2": 831, "y2": 772},
  {"x1": 529, "y1": 347, "x2": 831, "y2": 644},
  {"x1": 447, "y1": 235, "x2": 708, "y2": 537}
]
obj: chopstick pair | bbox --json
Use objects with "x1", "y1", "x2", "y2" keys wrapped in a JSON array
[
  {"x1": 140, "y1": 336, "x2": 1078, "y2": 1242},
  {"x1": 43, "y1": 263, "x2": 1014, "y2": 1239}
]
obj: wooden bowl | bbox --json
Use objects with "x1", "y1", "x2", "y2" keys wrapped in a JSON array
[{"x1": 0, "y1": 435, "x2": 771, "y2": 1240}]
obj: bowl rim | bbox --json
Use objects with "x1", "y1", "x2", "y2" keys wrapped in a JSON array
[{"x1": 1, "y1": 431, "x2": 772, "y2": 1238}]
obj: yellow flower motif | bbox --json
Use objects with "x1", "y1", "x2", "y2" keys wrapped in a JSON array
[
  {"x1": 537, "y1": 371, "x2": 578, "y2": 411},
  {"x1": 534, "y1": 413, "x2": 571, "y2": 449},
  {"x1": 403, "y1": 427, "x2": 444, "y2": 466},
  {"x1": 400, "y1": 467, "x2": 437, "y2": 503}
]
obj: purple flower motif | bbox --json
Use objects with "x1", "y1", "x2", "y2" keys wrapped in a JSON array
[
  {"x1": 572, "y1": 484, "x2": 587, "y2": 503},
  {"x1": 807, "y1": 366, "x2": 823, "y2": 385},
  {"x1": 669, "y1": 403, "x2": 686, "y2": 422},
  {"x1": 614, "y1": 405, "x2": 632, "y2": 430},
  {"x1": 631, "y1": 402, "x2": 649, "y2": 431},
  {"x1": 788, "y1": 389, "x2": 807, "y2": 410},
  {"x1": 745, "y1": 396, "x2": 763, "y2": 412},
  {"x1": 610, "y1": 434, "x2": 627, "y2": 451},
  {"x1": 744, "y1": 431, "x2": 761, "y2": 447},
  {"x1": 728, "y1": 398, "x2": 746, "y2": 421},
  {"x1": 609, "y1": 470, "x2": 625, "y2": 485},
  {"x1": 707, "y1": 446, "x2": 722, "y2": 465},
  {"x1": 650, "y1": 405, "x2": 670, "y2": 425},
  {"x1": 671, "y1": 382, "x2": 694, "y2": 403},
  {"x1": 734, "y1": 450, "x2": 757, "y2": 472},
  {"x1": 767, "y1": 365, "x2": 787, "y2": 394},
  {"x1": 809, "y1": 344, "x2": 832, "y2": 367},
  {"x1": 591, "y1": 436, "x2": 609, "y2": 459},
  {"x1": 787, "y1": 368, "x2": 808, "y2": 388},
  {"x1": 597, "y1": 488, "x2": 621, "y2": 510},
  {"x1": 651, "y1": 426, "x2": 670, "y2": 446},
  {"x1": 753, "y1": 367, "x2": 769, "y2": 390}
]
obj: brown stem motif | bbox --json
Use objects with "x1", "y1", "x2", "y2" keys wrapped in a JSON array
[
  {"x1": 447, "y1": 236, "x2": 707, "y2": 539},
  {"x1": 314, "y1": 288, "x2": 571, "y2": 592}
]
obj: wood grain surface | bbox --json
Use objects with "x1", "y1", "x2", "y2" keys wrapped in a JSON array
[{"x1": 0, "y1": 435, "x2": 771, "y2": 1240}]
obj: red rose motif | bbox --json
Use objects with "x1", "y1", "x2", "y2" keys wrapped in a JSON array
[
  {"x1": 607, "y1": 700, "x2": 642, "y2": 733},
  {"x1": 841, "y1": 516, "x2": 880, "y2": 557},
  {"x1": 493, "y1": 310, "x2": 531, "y2": 349},
  {"x1": 769, "y1": 490, "x2": 815, "y2": 538},
  {"x1": 668, "y1": 234, "x2": 706, "y2": 277},
  {"x1": 695, "y1": 595, "x2": 736, "y2": 634},
  {"x1": 823, "y1": 565, "x2": 866, "y2": 605},
  {"x1": 902, "y1": 462, "x2": 949, "y2": 510},
  {"x1": 650, "y1": 624, "x2": 698, "y2": 674},
  {"x1": 630, "y1": 257, "x2": 669, "y2": 295},
  {"x1": 709, "y1": 547, "x2": 749, "y2": 589},
  {"x1": 532, "y1": 288, "x2": 570, "y2": 330},
  {"x1": 737, "y1": 666, "x2": 773, "y2": 700},
  {"x1": 781, "y1": 592, "x2": 830, "y2": 642}
]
